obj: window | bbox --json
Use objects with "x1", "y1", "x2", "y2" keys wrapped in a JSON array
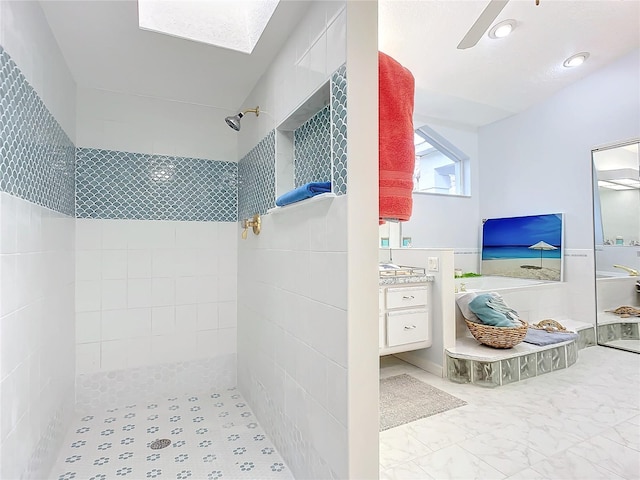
[{"x1": 413, "y1": 125, "x2": 469, "y2": 196}]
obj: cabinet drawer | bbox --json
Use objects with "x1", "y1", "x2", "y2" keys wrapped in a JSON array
[
  {"x1": 387, "y1": 309, "x2": 428, "y2": 347},
  {"x1": 386, "y1": 286, "x2": 428, "y2": 309}
]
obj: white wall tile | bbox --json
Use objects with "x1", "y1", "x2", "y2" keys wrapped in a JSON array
[
  {"x1": 76, "y1": 220, "x2": 102, "y2": 250},
  {"x1": 75, "y1": 219, "x2": 237, "y2": 375},
  {"x1": 152, "y1": 306, "x2": 175, "y2": 335},
  {"x1": 127, "y1": 278, "x2": 152, "y2": 308},
  {"x1": 0, "y1": 254, "x2": 17, "y2": 316},
  {"x1": 196, "y1": 276, "x2": 219, "y2": 303},
  {"x1": 218, "y1": 301, "x2": 237, "y2": 328},
  {"x1": 0, "y1": 194, "x2": 18, "y2": 254},
  {"x1": 75, "y1": 250, "x2": 101, "y2": 281},
  {"x1": 101, "y1": 250, "x2": 127, "y2": 279},
  {"x1": 101, "y1": 279, "x2": 128, "y2": 310},
  {"x1": 152, "y1": 248, "x2": 176, "y2": 277},
  {"x1": 176, "y1": 304, "x2": 198, "y2": 332},
  {"x1": 175, "y1": 276, "x2": 199, "y2": 305},
  {"x1": 151, "y1": 278, "x2": 176, "y2": 307},
  {"x1": 126, "y1": 307, "x2": 152, "y2": 338},
  {"x1": 76, "y1": 311, "x2": 101, "y2": 344},
  {"x1": 196, "y1": 303, "x2": 219, "y2": 331},
  {"x1": 76, "y1": 280, "x2": 101, "y2": 312},
  {"x1": 100, "y1": 340, "x2": 128, "y2": 371},
  {"x1": 101, "y1": 309, "x2": 131, "y2": 341},
  {"x1": 127, "y1": 249, "x2": 153, "y2": 278},
  {"x1": 196, "y1": 329, "x2": 219, "y2": 358},
  {"x1": 101, "y1": 220, "x2": 128, "y2": 249}
]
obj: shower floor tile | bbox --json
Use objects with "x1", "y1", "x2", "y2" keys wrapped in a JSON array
[{"x1": 51, "y1": 387, "x2": 293, "y2": 480}]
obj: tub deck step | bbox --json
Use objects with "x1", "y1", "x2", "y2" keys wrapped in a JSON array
[{"x1": 445, "y1": 321, "x2": 596, "y2": 387}]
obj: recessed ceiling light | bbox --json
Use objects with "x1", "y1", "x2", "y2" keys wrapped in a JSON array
[
  {"x1": 563, "y1": 52, "x2": 590, "y2": 68},
  {"x1": 488, "y1": 20, "x2": 517, "y2": 39}
]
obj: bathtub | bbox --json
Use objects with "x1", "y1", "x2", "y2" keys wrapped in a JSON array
[{"x1": 455, "y1": 276, "x2": 551, "y2": 292}]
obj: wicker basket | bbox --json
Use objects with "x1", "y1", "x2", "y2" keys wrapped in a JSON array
[{"x1": 465, "y1": 318, "x2": 528, "y2": 349}]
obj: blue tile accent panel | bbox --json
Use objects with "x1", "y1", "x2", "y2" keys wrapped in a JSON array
[
  {"x1": 293, "y1": 106, "x2": 331, "y2": 187},
  {"x1": 0, "y1": 46, "x2": 76, "y2": 216},
  {"x1": 238, "y1": 131, "x2": 275, "y2": 219},
  {"x1": 75, "y1": 148, "x2": 237, "y2": 221},
  {"x1": 331, "y1": 64, "x2": 348, "y2": 196}
]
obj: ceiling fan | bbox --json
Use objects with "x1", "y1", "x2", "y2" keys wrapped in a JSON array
[{"x1": 457, "y1": 0, "x2": 540, "y2": 50}]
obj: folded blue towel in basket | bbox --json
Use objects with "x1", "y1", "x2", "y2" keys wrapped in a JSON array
[{"x1": 275, "y1": 181, "x2": 332, "y2": 207}]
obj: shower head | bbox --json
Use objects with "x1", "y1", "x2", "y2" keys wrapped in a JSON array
[{"x1": 225, "y1": 106, "x2": 259, "y2": 131}]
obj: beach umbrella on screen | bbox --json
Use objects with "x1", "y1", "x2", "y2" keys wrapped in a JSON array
[{"x1": 528, "y1": 241, "x2": 558, "y2": 268}]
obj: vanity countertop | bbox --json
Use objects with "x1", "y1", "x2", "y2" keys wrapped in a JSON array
[
  {"x1": 378, "y1": 264, "x2": 434, "y2": 286},
  {"x1": 379, "y1": 274, "x2": 435, "y2": 286}
]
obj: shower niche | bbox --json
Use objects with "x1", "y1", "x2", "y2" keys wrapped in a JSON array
[{"x1": 273, "y1": 64, "x2": 348, "y2": 202}]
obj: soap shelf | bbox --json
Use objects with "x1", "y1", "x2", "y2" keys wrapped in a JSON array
[{"x1": 266, "y1": 192, "x2": 336, "y2": 215}]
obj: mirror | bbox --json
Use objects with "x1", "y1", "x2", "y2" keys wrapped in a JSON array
[{"x1": 592, "y1": 140, "x2": 640, "y2": 353}]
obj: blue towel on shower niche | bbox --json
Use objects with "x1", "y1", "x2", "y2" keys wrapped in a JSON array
[{"x1": 275, "y1": 181, "x2": 332, "y2": 207}]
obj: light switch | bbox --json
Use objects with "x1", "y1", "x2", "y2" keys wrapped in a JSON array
[{"x1": 427, "y1": 257, "x2": 439, "y2": 272}]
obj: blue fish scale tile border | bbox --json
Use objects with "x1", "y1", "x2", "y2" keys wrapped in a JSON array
[
  {"x1": 51, "y1": 388, "x2": 293, "y2": 480},
  {"x1": 0, "y1": 46, "x2": 76, "y2": 216},
  {"x1": 331, "y1": 64, "x2": 348, "y2": 196},
  {"x1": 75, "y1": 148, "x2": 238, "y2": 222},
  {"x1": 238, "y1": 131, "x2": 275, "y2": 219},
  {"x1": 293, "y1": 105, "x2": 331, "y2": 187}
]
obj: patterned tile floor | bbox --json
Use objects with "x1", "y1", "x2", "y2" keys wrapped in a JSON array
[{"x1": 51, "y1": 387, "x2": 293, "y2": 480}]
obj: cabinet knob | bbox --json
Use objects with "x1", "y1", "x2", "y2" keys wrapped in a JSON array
[
  {"x1": 402, "y1": 295, "x2": 415, "y2": 300},
  {"x1": 404, "y1": 325, "x2": 417, "y2": 330}
]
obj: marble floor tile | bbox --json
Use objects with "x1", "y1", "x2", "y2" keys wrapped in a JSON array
[
  {"x1": 458, "y1": 432, "x2": 547, "y2": 477},
  {"x1": 567, "y1": 434, "x2": 640, "y2": 479},
  {"x1": 413, "y1": 444, "x2": 506, "y2": 480},
  {"x1": 504, "y1": 467, "x2": 549, "y2": 480},
  {"x1": 404, "y1": 416, "x2": 477, "y2": 452},
  {"x1": 380, "y1": 460, "x2": 435, "y2": 480},
  {"x1": 496, "y1": 423, "x2": 583, "y2": 457},
  {"x1": 601, "y1": 421, "x2": 640, "y2": 451},
  {"x1": 528, "y1": 450, "x2": 625, "y2": 479},
  {"x1": 379, "y1": 426, "x2": 432, "y2": 470}
]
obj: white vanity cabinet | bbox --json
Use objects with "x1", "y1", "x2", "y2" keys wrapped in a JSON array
[{"x1": 379, "y1": 283, "x2": 432, "y2": 355}]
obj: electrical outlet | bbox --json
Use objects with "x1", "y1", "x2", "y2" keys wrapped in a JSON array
[{"x1": 427, "y1": 257, "x2": 439, "y2": 272}]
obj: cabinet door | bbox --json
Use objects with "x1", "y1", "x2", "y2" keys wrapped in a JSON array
[
  {"x1": 386, "y1": 286, "x2": 428, "y2": 309},
  {"x1": 379, "y1": 314, "x2": 385, "y2": 349},
  {"x1": 387, "y1": 309, "x2": 429, "y2": 347}
]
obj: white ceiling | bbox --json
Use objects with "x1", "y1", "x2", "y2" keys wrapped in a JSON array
[
  {"x1": 379, "y1": 0, "x2": 640, "y2": 128},
  {"x1": 39, "y1": 0, "x2": 311, "y2": 113},
  {"x1": 41, "y1": 0, "x2": 640, "y2": 128}
]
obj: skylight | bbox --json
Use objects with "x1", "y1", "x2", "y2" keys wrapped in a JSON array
[{"x1": 137, "y1": 0, "x2": 280, "y2": 54}]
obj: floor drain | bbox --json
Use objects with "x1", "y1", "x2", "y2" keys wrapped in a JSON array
[{"x1": 150, "y1": 439, "x2": 171, "y2": 450}]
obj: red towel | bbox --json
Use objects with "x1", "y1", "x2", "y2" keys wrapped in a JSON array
[{"x1": 379, "y1": 51, "x2": 415, "y2": 224}]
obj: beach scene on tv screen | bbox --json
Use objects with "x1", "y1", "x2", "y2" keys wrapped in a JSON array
[{"x1": 481, "y1": 213, "x2": 563, "y2": 281}]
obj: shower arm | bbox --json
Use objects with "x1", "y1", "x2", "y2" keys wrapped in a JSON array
[
  {"x1": 242, "y1": 107, "x2": 260, "y2": 117},
  {"x1": 613, "y1": 264, "x2": 639, "y2": 276}
]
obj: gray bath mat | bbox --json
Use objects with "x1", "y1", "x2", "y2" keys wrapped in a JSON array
[{"x1": 380, "y1": 374, "x2": 467, "y2": 431}]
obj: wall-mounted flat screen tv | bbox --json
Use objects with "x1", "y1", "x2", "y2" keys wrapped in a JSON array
[{"x1": 481, "y1": 213, "x2": 563, "y2": 281}]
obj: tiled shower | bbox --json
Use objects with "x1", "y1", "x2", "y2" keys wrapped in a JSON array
[{"x1": 0, "y1": 1, "x2": 365, "y2": 478}]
